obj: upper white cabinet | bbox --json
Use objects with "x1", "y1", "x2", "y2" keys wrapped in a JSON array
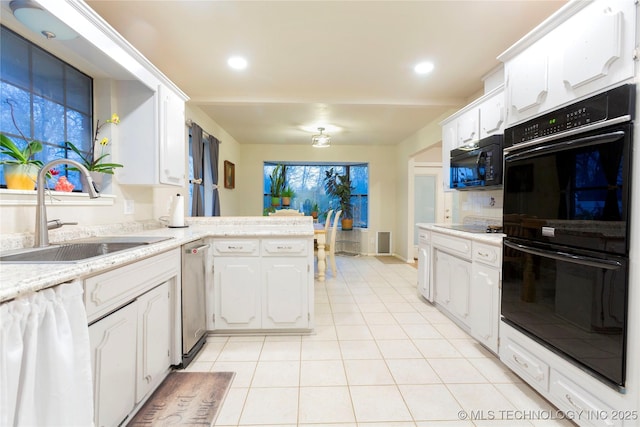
[
  {"x1": 500, "y1": 0, "x2": 636, "y2": 125},
  {"x1": 116, "y1": 82, "x2": 187, "y2": 187},
  {"x1": 440, "y1": 86, "x2": 505, "y2": 191}
]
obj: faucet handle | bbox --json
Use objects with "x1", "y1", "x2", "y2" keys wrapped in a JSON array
[{"x1": 47, "y1": 219, "x2": 78, "y2": 230}]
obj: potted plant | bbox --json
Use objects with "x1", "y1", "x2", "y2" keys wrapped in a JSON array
[
  {"x1": 324, "y1": 168, "x2": 354, "y2": 230},
  {"x1": 64, "y1": 113, "x2": 123, "y2": 191},
  {"x1": 310, "y1": 202, "x2": 320, "y2": 220},
  {"x1": 269, "y1": 164, "x2": 285, "y2": 206},
  {"x1": 0, "y1": 101, "x2": 44, "y2": 190},
  {"x1": 281, "y1": 186, "x2": 295, "y2": 207}
]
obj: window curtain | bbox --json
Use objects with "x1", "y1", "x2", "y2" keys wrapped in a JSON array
[
  {"x1": 191, "y1": 123, "x2": 205, "y2": 216},
  {"x1": 0, "y1": 281, "x2": 94, "y2": 426},
  {"x1": 209, "y1": 134, "x2": 221, "y2": 216}
]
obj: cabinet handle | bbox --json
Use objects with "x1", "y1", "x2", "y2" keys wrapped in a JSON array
[
  {"x1": 145, "y1": 375, "x2": 152, "y2": 383},
  {"x1": 276, "y1": 245, "x2": 293, "y2": 250},
  {"x1": 512, "y1": 354, "x2": 529, "y2": 369},
  {"x1": 564, "y1": 394, "x2": 585, "y2": 412},
  {"x1": 227, "y1": 245, "x2": 244, "y2": 250},
  {"x1": 477, "y1": 251, "x2": 490, "y2": 258}
]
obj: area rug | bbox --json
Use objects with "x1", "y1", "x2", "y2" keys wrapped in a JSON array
[{"x1": 127, "y1": 371, "x2": 234, "y2": 426}]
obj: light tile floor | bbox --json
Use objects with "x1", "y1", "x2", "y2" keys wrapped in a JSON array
[{"x1": 187, "y1": 255, "x2": 575, "y2": 427}]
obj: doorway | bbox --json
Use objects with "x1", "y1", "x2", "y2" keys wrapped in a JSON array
[{"x1": 408, "y1": 160, "x2": 443, "y2": 259}]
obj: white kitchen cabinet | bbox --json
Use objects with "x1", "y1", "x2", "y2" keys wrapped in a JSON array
[
  {"x1": 470, "y1": 241, "x2": 501, "y2": 353},
  {"x1": 435, "y1": 249, "x2": 471, "y2": 325},
  {"x1": 417, "y1": 228, "x2": 432, "y2": 302},
  {"x1": 501, "y1": 0, "x2": 636, "y2": 125},
  {"x1": 470, "y1": 262, "x2": 500, "y2": 353},
  {"x1": 89, "y1": 302, "x2": 137, "y2": 427},
  {"x1": 158, "y1": 84, "x2": 187, "y2": 186},
  {"x1": 136, "y1": 282, "x2": 171, "y2": 402},
  {"x1": 262, "y1": 257, "x2": 309, "y2": 329},
  {"x1": 456, "y1": 108, "x2": 480, "y2": 147},
  {"x1": 500, "y1": 321, "x2": 633, "y2": 427},
  {"x1": 86, "y1": 249, "x2": 180, "y2": 427},
  {"x1": 479, "y1": 89, "x2": 505, "y2": 139},
  {"x1": 116, "y1": 81, "x2": 187, "y2": 187},
  {"x1": 214, "y1": 257, "x2": 262, "y2": 330},
  {"x1": 210, "y1": 237, "x2": 313, "y2": 332}
]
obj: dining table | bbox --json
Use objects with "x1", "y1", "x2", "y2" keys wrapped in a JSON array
[{"x1": 314, "y1": 223, "x2": 326, "y2": 281}]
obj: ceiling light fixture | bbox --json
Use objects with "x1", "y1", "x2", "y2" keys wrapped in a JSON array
[
  {"x1": 227, "y1": 56, "x2": 248, "y2": 70},
  {"x1": 311, "y1": 127, "x2": 331, "y2": 148},
  {"x1": 414, "y1": 61, "x2": 434, "y2": 75},
  {"x1": 10, "y1": 0, "x2": 78, "y2": 40}
]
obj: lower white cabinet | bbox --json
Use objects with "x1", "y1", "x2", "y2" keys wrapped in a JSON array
[
  {"x1": 136, "y1": 283, "x2": 171, "y2": 402},
  {"x1": 430, "y1": 228, "x2": 502, "y2": 354},
  {"x1": 86, "y1": 249, "x2": 179, "y2": 427},
  {"x1": 434, "y1": 249, "x2": 471, "y2": 324},
  {"x1": 470, "y1": 262, "x2": 500, "y2": 352},
  {"x1": 210, "y1": 237, "x2": 313, "y2": 331},
  {"x1": 417, "y1": 228, "x2": 432, "y2": 302},
  {"x1": 89, "y1": 302, "x2": 137, "y2": 427},
  {"x1": 262, "y1": 257, "x2": 309, "y2": 329},
  {"x1": 214, "y1": 256, "x2": 262, "y2": 330}
]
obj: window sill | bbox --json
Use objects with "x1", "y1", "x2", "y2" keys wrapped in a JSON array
[{"x1": 0, "y1": 189, "x2": 116, "y2": 207}]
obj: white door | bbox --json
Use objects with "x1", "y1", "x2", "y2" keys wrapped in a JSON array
[
  {"x1": 214, "y1": 257, "x2": 261, "y2": 329},
  {"x1": 262, "y1": 258, "x2": 309, "y2": 329},
  {"x1": 410, "y1": 162, "x2": 442, "y2": 259}
]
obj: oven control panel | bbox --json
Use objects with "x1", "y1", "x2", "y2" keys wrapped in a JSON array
[{"x1": 504, "y1": 84, "x2": 635, "y2": 147}]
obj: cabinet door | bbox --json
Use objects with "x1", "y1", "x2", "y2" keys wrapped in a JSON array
[
  {"x1": 470, "y1": 263, "x2": 500, "y2": 353},
  {"x1": 158, "y1": 84, "x2": 186, "y2": 186},
  {"x1": 450, "y1": 256, "x2": 471, "y2": 323},
  {"x1": 441, "y1": 120, "x2": 457, "y2": 191},
  {"x1": 434, "y1": 250, "x2": 452, "y2": 309},
  {"x1": 417, "y1": 245, "x2": 431, "y2": 302},
  {"x1": 479, "y1": 90, "x2": 505, "y2": 138},
  {"x1": 262, "y1": 257, "x2": 309, "y2": 329},
  {"x1": 505, "y1": 42, "x2": 549, "y2": 125},
  {"x1": 89, "y1": 302, "x2": 137, "y2": 427},
  {"x1": 456, "y1": 108, "x2": 479, "y2": 147},
  {"x1": 214, "y1": 257, "x2": 261, "y2": 329},
  {"x1": 136, "y1": 282, "x2": 171, "y2": 402}
]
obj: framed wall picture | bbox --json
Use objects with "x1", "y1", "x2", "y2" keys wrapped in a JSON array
[{"x1": 224, "y1": 160, "x2": 235, "y2": 189}]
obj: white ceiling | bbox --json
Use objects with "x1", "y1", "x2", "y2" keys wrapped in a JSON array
[{"x1": 71, "y1": 2, "x2": 568, "y2": 146}]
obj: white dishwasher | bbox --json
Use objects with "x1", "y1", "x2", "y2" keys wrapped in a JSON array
[{"x1": 179, "y1": 239, "x2": 209, "y2": 368}]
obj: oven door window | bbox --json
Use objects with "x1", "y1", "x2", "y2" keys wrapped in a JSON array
[
  {"x1": 502, "y1": 238, "x2": 628, "y2": 388},
  {"x1": 503, "y1": 124, "x2": 632, "y2": 253}
]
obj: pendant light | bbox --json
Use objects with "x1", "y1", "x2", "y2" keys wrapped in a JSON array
[{"x1": 311, "y1": 127, "x2": 331, "y2": 148}]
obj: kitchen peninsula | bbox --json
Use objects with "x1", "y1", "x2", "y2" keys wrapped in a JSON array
[{"x1": 0, "y1": 216, "x2": 316, "y2": 426}]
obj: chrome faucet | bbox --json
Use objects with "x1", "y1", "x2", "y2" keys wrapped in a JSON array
[{"x1": 35, "y1": 159, "x2": 100, "y2": 247}]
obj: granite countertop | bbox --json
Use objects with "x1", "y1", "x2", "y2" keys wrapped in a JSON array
[
  {"x1": 0, "y1": 216, "x2": 314, "y2": 303},
  {"x1": 416, "y1": 223, "x2": 504, "y2": 245}
]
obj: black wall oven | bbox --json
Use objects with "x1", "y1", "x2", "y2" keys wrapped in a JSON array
[{"x1": 501, "y1": 84, "x2": 634, "y2": 390}]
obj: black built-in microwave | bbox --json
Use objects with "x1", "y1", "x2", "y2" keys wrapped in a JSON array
[{"x1": 450, "y1": 134, "x2": 503, "y2": 189}]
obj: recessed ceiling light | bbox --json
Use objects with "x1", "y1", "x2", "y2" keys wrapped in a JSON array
[
  {"x1": 414, "y1": 61, "x2": 434, "y2": 75},
  {"x1": 227, "y1": 56, "x2": 248, "y2": 70}
]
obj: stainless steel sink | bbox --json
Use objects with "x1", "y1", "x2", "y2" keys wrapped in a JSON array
[{"x1": 0, "y1": 236, "x2": 174, "y2": 263}]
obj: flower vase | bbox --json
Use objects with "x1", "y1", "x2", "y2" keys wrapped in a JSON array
[{"x1": 3, "y1": 164, "x2": 39, "y2": 190}]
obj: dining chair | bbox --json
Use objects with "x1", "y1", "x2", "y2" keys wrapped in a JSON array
[{"x1": 327, "y1": 209, "x2": 342, "y2": 277}]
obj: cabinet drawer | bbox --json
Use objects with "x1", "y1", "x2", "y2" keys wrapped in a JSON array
[
  {"x1": 432, "y1": 232, "x2": 471, "y2": 259},
  {"x1": 501, "y1": 337, "x2": 550, "y2": 391},
  {"x1": 84, "y1": 249, "x2": 180, "y2": 323},
  {"x1": 418, "y1": 230, "x2": 430, "y2": 245},
  {"x1": 550, "y1": 371, "x2": 621, "y2": 427},
  {"x1": 211, "y1": 239, "x2": 260, "y2": 256},
  {"x1": 262, "y1": 239, "x2": 308, "y2": 256},
  {"x1": 472, "y1": 241, "x2": 501, "y2": 268}
]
